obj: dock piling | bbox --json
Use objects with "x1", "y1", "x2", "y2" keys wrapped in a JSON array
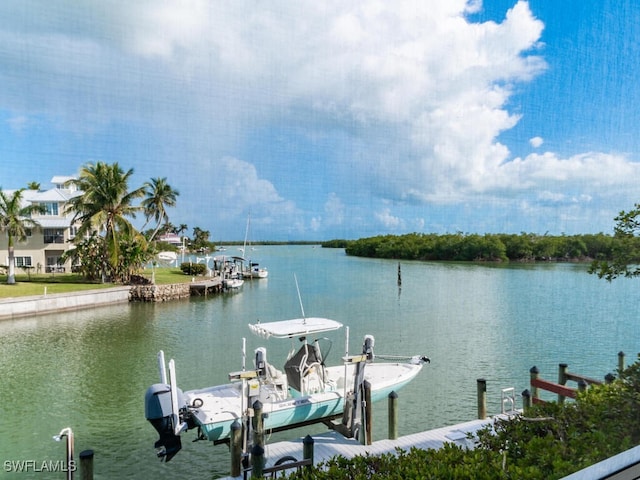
[
  {"x1": 230, "y1": 420, "x2": 242, "y2": 477},
  {"x1": 303, "y1": 434, "x2": 314, "y2": 469},
  {"x1": 79, "y1": 449, "x2": 94, "y2": 480},
  {"x1": 364, "y1": 380, "x2": 372, "y2": 445},
  {"x1": 250, "y1": 444, "x2": 264, "y2": 478},
  {"x1": 476, "y1": 378, "x2": 487, "y2": 420},
  {"x1": 388, "y1": 391, "x2": 398, "y2": 440}
]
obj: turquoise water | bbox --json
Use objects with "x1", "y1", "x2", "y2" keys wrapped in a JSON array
[{"x1": 1, "y1": 245, "x2": 639, "y2": 478}]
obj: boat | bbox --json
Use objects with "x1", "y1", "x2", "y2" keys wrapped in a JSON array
[
  {"x1": 157, "y1": 251, "x2": 178, "y2": 263},
  {"x1": 244, "y1": 261, "x2": 268, "y2": 278},
  {"x1": 144, "y1": 316, "x2": 430, "y2": 461},
  {"x1": 240, "y1": 212, "x2": 269, "y2": 279},
  {"x1": 213, "y1": 255, "x2": 245, "y2": 290}
]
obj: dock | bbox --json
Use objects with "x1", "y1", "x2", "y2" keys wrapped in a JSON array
[
  {"x1": 189, "y1": 277, "x2": 223, "y2": 296},
  {"x1": 217, "y1": 415, "x2": 509, "y2": 480}
]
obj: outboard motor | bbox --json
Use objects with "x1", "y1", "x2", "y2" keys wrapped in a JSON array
[
  {"x1": 144, "y1": 383, "x2": 186, "y2": 462},
  {"x1": 363, "y1": 335, "x2": 375, "y2": 361}
]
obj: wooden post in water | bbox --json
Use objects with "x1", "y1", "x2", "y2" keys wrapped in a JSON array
[
  {"x1": 250, "y1": 444, "x2": 264, "y2": 479},
  {"x1": 619, "y1": 351, "x2": 626, "y2": 373},
  {"x1": 477, "y1": 378, "x2": 487, "y2": 420},
  {"x1": 522, "y1": 389, "x2": 531, "y2": 414},
  {"x1": 529, "y1": 366, "x2": 540, "y2": 402},
  {"x1": 388, "y1": 391, "x2": 398, "y2": 440},
  {"x1": 230, "y1": 420, "x2": 242, "y2": 477},
  {"x1": 79, "y1": 450, "x2": 94, "y2": 480},
  {"x1": 558, "y1": 363, "x2": 568, "y2": 403},
  {"x1": 303, "y1": 434, "x2": 314, "y2": 470},
  {"x1": 252, "y1": 400, "x2": 264, "y2": 449},
  {"x1": 397, "y1": 263, "x2": 402, "y2": 287},
  {"x1": 364, "y1": 380, "x2": 372, "y2": 445}
]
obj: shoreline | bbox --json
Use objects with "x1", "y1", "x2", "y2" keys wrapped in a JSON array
[
  {"x1": 0, "y1": 286, "x2": 132, "y2": 320},
  {"x1": 0, "y1": 278, "x2": 224, "y2": 320}
]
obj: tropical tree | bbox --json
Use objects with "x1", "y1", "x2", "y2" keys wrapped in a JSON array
[
  {"x1": 0, "y1": 188, "x2": 45, "y2": 284},
  {"x1": 140, "y1": 177, "x2": 179, "y2": 242},
  {"x1": 589, "y1": 203, "x2": 640, "y2": 280},
  {"x1": 65, "y1": 162, "x2": 147, "y2": 282}
]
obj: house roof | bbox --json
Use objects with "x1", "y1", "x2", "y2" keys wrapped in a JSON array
[{"x1": 36, "y1": 218, "x2": 73, "y2": 228}]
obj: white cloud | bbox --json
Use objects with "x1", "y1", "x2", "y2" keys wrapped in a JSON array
[
  {"x1": 375, "y1": 208, "x2": 405, "y2": 230},
  {"x1": 2, "y1": 1, "x2": 639, "y2": 238},
  {"x1": 529, "y1": 136, "x2": 544, "y2": 148}
]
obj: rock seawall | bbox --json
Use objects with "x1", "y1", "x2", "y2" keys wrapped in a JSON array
[{"x1": 129, "y1": 283, "x2": 192, "y2": 302}]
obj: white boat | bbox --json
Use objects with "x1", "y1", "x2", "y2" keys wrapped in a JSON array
[
  {"x1": 240, "y1": 213, "x2": 269, "y2": 279},
  {"x1": 244, "y1": 261, "x2": 268, "y2": 278},
  {"x1": 157, "y1": 251, "x2": 178, "y2": 263},
  {"x1": 144, "y1": 317, "x2": 429, "y2": 461},
  {"x1": 213, "y1": 255, "x2": 245, "y2": 290}
]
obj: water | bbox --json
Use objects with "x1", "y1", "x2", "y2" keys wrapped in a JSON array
[{"x1": 1, "y1": 245, "x2": 639, "y2": 479}]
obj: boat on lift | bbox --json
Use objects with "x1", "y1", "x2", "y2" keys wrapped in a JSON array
[{"x1": 144, "y1": 316, "x2": 429, "y2": 461}]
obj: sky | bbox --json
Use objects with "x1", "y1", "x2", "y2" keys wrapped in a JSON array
[{"x1": 1, "y1": 0, "x2": 640, "y2": 241}]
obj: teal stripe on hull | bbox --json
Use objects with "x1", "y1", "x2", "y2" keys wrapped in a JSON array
[{"x1": 197, "y1": 378, "x2": 414, "y2": 442}]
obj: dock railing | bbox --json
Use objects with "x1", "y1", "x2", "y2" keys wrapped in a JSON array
[{"x1": 522, "y1": 352, "x2": 624, "y2": 409}]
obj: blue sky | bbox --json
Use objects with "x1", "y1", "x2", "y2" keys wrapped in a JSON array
[{"x1": 1, "y1": 1, "x2": 640, "y2": 241}]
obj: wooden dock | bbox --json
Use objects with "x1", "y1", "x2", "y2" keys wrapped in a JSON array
[
  {"x1": 217, "y1": 415, "x2": 512, "y2": 479},
  {"x1": 189, "y1": 277, "x2": 223, "y2": 296}
]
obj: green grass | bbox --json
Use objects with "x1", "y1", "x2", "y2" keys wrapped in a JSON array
[{"x1": 0, "y1": 268, "x2": 193, "y2": 299}]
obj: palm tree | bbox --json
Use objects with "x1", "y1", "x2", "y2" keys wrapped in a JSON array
[
  {"x1": 0, "y1": 188, "x2": 45, "y2": 284},
  {"x1": 65, "y1": 162, "x2": 147, "y2": 282},
  {"x1": 140, "y1": 177, "x2": 179, "y2": 242}
]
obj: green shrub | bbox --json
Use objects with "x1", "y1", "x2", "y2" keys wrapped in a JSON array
[
  {"x1": 179, "y1": 262, "x2": 207, "y2": 276},
  {"x1": 285, "y1": 358, "x2": 640, "y2": 479}
]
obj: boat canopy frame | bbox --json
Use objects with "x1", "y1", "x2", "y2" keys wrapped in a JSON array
[{"x1": 248, "y1": 317, "x2": 343, "y2": 339}]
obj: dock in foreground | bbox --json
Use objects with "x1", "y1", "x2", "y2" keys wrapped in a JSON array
[{"x1": 217, "y1": 415, "x2": 507, "y2": 480}]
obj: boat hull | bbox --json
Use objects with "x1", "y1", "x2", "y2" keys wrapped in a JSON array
[{"x1": 184, "y1": 361, "x2": 422, "y2": 442}]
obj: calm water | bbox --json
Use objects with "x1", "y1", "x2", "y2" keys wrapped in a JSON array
[{"x1": 1, "y1": 245, "x2": 639, "y2": 479}]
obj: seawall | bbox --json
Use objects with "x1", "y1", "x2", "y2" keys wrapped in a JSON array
[
  {"x1": 0, "y1": 287, "x2": 131, "y2": 320},
  {"x1": 0, "y1": 279, "x2": 223, "y2": 320}
]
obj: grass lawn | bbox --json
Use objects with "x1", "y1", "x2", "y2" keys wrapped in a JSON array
[{"x1": 0, "y1": 268, "x2": 193, "y2": 299}]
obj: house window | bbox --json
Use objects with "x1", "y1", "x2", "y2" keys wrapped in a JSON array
[
  {"x1": 69, "y1": 226, "x2": 78, "y2": 239},
  {"x1": 43, "y1": 228, "x2": 64, "y2": 244},
  {"x1": 42, "y1": 202, "x2": 59, "y2": 216},
  {"x1": 15, "y1": 256, "x2": 32, "y2": 267}
]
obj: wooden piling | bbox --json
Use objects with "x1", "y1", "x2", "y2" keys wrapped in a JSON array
[
  {"x1": 476, "y1": 378, "x2": 487, "y2": 420},
  {"x1": 529, "y1": 366, "x2": 540, "y2": 402},
  {"x1": 230, "y1": 420, "x2": 242, "y2": 477},
  {"x1": 252, "y1": 400, "x2": 264, "y2": 449},
  {"x1": 388, "y1": 391, "x2": 398, "y2": 440},
  {"x1": 522, "y1": 389, "x2": 531, "y2": 413},
  {"x1": 558, "y1": 363, "x2": 568, "y2": 403},
  {"x1": 618, "y1": 351, "x2": 626, "y2": 373},
  {"x1": 79, "y1": 450, "x2": 93, "y2": 480},
  {"x1": 303, "y1": 434, "x2": 314, "y2": 469},
  {"x1": 250, "y1": 444, "x2": 265, "y2": 479},
  {"x1": 364, "y1": 380, "x2": 372, "y2": 445}
]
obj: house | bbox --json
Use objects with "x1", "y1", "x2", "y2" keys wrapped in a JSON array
[{"x1": 0, "y1": 176, "x2": 82, "y2": 273}]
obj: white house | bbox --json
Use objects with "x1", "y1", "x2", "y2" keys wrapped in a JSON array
[{"x1": 0, "y1": 176, "x2": 82, "y2": 273}]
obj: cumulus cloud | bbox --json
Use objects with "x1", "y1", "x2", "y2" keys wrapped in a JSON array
[
  {"x1": 2, "y1": 1, "x2": 639, "y2": 237},
  {"x1": 529, "y1": 136, "x2": 544, "y2": 148},
  {"x1": 375, "y1": 208, "x2": 405, "y2": 230}
]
